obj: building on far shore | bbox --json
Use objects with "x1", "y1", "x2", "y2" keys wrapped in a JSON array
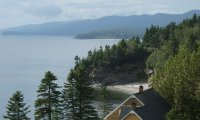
[{"x1": 104, "y1": 86, "x2": 170, "y2": 120}]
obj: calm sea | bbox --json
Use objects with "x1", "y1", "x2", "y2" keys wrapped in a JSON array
[{"x1": 0, "y1": 35, "x2": 123, "y2": 119}]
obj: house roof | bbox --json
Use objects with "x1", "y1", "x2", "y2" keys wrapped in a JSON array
[
  {"x1": 104, "y1": 88, "x2": 171, "y2": 120},
  {"x1": 119, "y1": 106, "x2": 133, "y2": 120},
  {"x1": 133, "y1": 88, "x2": 171, "y2": 120},
  {"x1": 121, "y1": 110, "x2": 143, "y2": 120}
]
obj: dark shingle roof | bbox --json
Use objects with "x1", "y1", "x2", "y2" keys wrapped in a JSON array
[
  {"x1": 134, "y1": 88, "x2": 171, "y2": 120},
  {"x1": 119, "y1": 106, "x2": 133, "y2": 119}
]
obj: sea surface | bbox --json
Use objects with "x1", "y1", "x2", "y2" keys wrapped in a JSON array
[{"x1": 0, "y1": 35, "x2": 127, "y2": 119}]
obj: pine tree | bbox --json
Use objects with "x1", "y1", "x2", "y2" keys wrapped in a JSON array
[
  {"x1": 135, "y1": 36, "x2": 140, "y2": 43},
  {"x1": 35, "y1": 71, "x2": 61, "y2": 120},
  {"x1": 185, "y1": 34, "x2": 198, "y2": 52},
  {"x1": 3, "y1": 91, "x2": 30, "y2": 120},
  {"x1": 73, "y1": 63, "x2": 99, "y2": 120},
  {"x1": 61, "y1": 69, "x2": 76, "y2": 120},
  {"x1": 98, "y1": 84, "x2": 111, "y2": 119}
]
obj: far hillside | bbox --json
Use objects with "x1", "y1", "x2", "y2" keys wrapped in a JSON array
[{"x1": 1, "y1": 10, "x2": 200, "y2": 39}]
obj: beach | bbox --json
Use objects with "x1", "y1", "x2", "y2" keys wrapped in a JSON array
[{"x1": 107, "y1": 83, "x2": 149, "y2": 94}]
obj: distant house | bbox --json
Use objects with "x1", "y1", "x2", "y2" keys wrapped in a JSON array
[{"x1": 104, "y1": 86, "x2": 170, "y2": 120}]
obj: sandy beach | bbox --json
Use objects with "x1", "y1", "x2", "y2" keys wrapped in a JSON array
[{"x1": 107, "y1": 83, "x2": 149, "y2": 94}]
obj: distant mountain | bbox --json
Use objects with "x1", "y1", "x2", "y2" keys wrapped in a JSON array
[{"x1": 1, "y1": 10, "x2": 200, "y2": 39}]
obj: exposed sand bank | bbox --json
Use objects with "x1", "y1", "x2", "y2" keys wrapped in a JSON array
[{"x1": 107, "y1": 83, "x2": 149, "y2": 94}]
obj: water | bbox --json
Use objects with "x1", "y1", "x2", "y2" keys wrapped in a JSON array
[{"x1": 0, "y1": 35, "x2": 123, "y2": 119}]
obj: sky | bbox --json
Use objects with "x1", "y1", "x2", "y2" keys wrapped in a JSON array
[{"x1": 0, "y1": 0, "x2": 199, "y2": 29}]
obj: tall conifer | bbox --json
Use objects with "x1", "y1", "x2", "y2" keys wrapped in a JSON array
[
  {"x1": 4, "y1": 91, "x2": 30, "y2": 120},
  {"x1": 61, "y1": 69, "x2": 76, "y2": 120},
  {"x1": 73, "y1": 63, "x2": 99, "y2": 120},
  {"x1": 35, "y1": 71, "x2": 61, "y2": 120}
]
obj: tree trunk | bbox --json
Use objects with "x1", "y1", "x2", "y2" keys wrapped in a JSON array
[{"x1": 48, "y1": 84, "x2": 51, "y2": 120}]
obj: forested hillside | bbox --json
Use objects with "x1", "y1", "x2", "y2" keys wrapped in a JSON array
[
  {"x1": 144, "y1": 14, "x2": 200, "y2": 119},
  {"x1": 145, "y1": 14, "x2": 200, "y2": 70},
  {"x1": 79, "y1": 38, "x2": 150, "y2": 85}
]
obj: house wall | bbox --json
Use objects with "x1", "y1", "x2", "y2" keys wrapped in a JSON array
[{"x1": 123, "y1": 114, "x2": 141, "y2": 120}]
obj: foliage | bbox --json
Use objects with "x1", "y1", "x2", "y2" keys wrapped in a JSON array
[
  {"x1": 80, "y1": 38, "x2": 149, "y2": 84},
  {"x1": 3, "y1": 91, "x2": 30, "y2": 120},
  {"x1": 73, "y1": 60, "x2": 99, "y2": 120},
  {"x1": 152, "y1": 47, "x2": 200, "y2": 120},
  {"x1": 143, "y1": 14, "x2": 200, "y2": 49},
  {"x1": 145, "y1": 14, "x2": 200, "y2": 70},
  {"x1": 62, "y1": 57, "x2": 99, "y2": 120},
  {"x1": 85, "y1": 38, "x2": 148, "y2": 69},
  {"x1": 35, "y1": 71, "x2": 61, "y2": 120},
  {"x1": 146, "y1": 14, "x2": 200, "y2": 119},
  {"x1": 143, "y1": 25, "x2": 164, "y2": 48},
  {"x1": 98, "y1": 84, "x2": 112, "y2": 119},
  {"x1": 61, "y1": 69, "x2": 76, "y2": 120}
]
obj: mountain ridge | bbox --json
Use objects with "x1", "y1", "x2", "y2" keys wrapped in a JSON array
[{"x1": 1, "y1": 10, "x2": 200, "y2": 39}]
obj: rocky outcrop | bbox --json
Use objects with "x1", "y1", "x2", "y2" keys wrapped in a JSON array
[{"x1": 89, "y1": 63, "x2": 147, "y2": 85}]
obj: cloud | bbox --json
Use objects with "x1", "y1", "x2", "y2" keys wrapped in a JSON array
[
  {"x1": 61, "y1": 0, "x2": 170, "y2": 20},
  {"x1": 0, "y1": 0, "x2": 199, "y2": 28},
  {"x1": 25, "y1": 5, "x2": 62, "y2": 17}
]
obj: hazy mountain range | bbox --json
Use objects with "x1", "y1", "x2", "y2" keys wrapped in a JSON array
[{"x1": 1, "y1": 10, "x2": 200, "y2": 39}]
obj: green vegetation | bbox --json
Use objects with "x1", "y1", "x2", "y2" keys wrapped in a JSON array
[
  {"x1": 79, "y1": 38, "x2": 149, "y2": 84},
  {"x1": 60, "y1": 57, "x2": 99, "y2": 120},
  {"x1": 75, "y1": 28, "x2": 144, "y2": 39},
  {"x1": 3, "y1": 91, "x2": 31, "y2": 120},
  {"x1": 61, "y1": 69, "x2": 76, "y2": 120},
  {"x1": 152, "y1": 47, "x2": 200, "y2": 119},
  {"x1": 145, "y1": 14, "x2": 200, "y2": 70},
  {"x1": 145, "y1": 14, "x2": 200, "y2": 119},
  {"x1": 35, "y1": 71, "x2": 62, "y2": 120},
  {"x1": 84, "y1": 38, "x2": 148, "y2": 68},
  {"x1": 98, "y1": 84, "x2": 112, "y2": 119}
]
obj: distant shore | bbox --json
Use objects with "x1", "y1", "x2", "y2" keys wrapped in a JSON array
[{"x1": 107, "y1": 83, "x2": 149, "y2": 94}]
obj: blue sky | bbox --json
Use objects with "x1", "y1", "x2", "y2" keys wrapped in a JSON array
[{"x1": 0, "y1": 0, "x2": 199, "y2": 28}]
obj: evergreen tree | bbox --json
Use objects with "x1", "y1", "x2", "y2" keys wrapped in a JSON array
[
  {"x1": 3, "y1": 91, "x2": 30, "y2": 120},
  {"x1": 135, "y1": 36, "x2": 140, "y2": 43},
  {"x1": 103, "y1": 45, "x2": 111, "y2": 67},
  {"x1": 35, "y1": 71, "x2": 61, "y2": 120},
  {"x1": 73, "y1": 63, "x2": 99, "y2": 120},
  {"x1": 143, "y1": 25, "x2": 163, "y2": 48},
  {"x1": 61, "y1": 69, "x2": 76, "y2": 120},
  {"x1": 185, "y1": 34, "x2": 198, "y2": 52},
  {"x1": 117, "y1": 39, "x2": 127, "y2": 64},
  {"x1": 74, "y1": 55, "x2": 81, "y2": 69},
  {"x1": 98, "y1": 84, "x2": 111, "y2": 119}
]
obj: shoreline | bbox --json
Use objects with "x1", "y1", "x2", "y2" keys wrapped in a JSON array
[{"x1": 107, "y1": 83, "x2": 149, "y2": 94}]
